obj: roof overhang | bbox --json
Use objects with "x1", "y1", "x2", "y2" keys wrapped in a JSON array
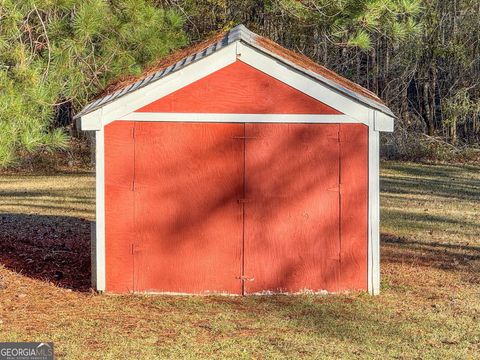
[{"x1": 76, "y1": 25, "x2": 395, "y2": 132}]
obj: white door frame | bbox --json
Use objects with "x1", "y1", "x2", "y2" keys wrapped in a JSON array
[{"x1": 92, "y1": 113, "x2": 382, "y2": 294}]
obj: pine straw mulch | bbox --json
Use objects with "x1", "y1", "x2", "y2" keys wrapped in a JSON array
[{"x1": 0, "y1": 213, "x2": 91, "y2": 292}]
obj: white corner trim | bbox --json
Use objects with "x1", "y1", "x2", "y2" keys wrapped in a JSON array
[
  {"x1": 118, "y1": 112, "x2": 366, "y2": 124},
  {"x1": 374, "y1": 111, "x2": 395, "y2": 132},
  {"x1": 95, "y1": 128, "x2": 106, "y2": 291},
  {"x1": 368, "y1": 110, "x2": 381, "y2": 295},
  {"x1": 80, "y1": 43, "x2": 238, "y2": 130}
]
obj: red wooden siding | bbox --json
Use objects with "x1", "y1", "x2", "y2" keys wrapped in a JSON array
[
  {"x1": 244, "y1": 124, "x2": 341, "y2": 293},
  {"x1": 243, "y1": 123, "x2": 368, "y2": 293},
  {"x1": 104, "y1": 121, "x2": 368, "y2": 294},
  {"x1": 136, "y1": 61, "x2": 342, "y2": 115},
  {"x1": 133, "y1": 123, "x2": 244, "y2": 294},
  {"x1": 104, "y1": 121, "x2": 135, "y2": 292},
  {"x1": 339, "y1": 124, "x2": 368, "y2": 290}
]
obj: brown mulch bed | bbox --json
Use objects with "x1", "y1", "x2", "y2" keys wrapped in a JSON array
[{"x1": 0, "y1": 213, "x2": 92, "y2": 291}]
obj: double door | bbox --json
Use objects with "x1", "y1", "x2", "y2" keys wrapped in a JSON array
[{"x1": 105, "y1": 122, "x2": 367, "y2": 294}]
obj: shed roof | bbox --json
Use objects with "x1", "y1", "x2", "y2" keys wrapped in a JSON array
[{"x1": 76, "y1": 25, "x2": 394, "y2": 119}]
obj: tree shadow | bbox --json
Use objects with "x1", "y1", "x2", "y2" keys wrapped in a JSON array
[
  {"x1": 0, "y1": 213, "x2": 92, "y2": 292},
  {"x1": 204, "y1": 294, "x2": 414, "y2": 354},
  {"x1": 381, "y1": 233, "x2": 480, "y2": 285},
  {"x1": 381, "y1": 162, "x2": 480, "y2": 202}
]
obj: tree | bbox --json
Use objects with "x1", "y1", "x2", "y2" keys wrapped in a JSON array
[
  {"x1": 168, "y1": 0, "x2": 479, "y2": 151},
  {"x1": 0, "y1": 0, "x2": 186, "y2": 166}
]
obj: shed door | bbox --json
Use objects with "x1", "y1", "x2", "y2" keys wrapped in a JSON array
[
  {"x1": 244, "y1": 124, "x2": 341, "y2": 294},
  {"x1": 106, "y1": 121, "x2": 366, "y2": 294},
  {"x1": 133, "y1": 122, "x2": 244, "y2": 294}
]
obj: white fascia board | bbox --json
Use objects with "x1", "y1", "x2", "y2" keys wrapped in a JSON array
[
  {"x1": 374, "y1": 111, "x2": 395, "y2": 132},
  {"x1": 80, "y1": 42, "x2": 238, "y2": 130},
  {"x1": 119, "y1": 113, "x2": 365, "y2": 124},
  {"x1": 237, "y1": 42, "x2": 371, "y2": 121},
  {"x1": 80, "y1": 108, "x2": 102, "y2": 131},
  {"x1": 238, "y1": 42, "x2": 395, "y2": 131},
  {"x1": 80, "y1": 40, "x2": 394, "y2": 132}
]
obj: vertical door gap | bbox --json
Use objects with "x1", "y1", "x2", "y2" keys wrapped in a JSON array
[
  {"x1": 241, "y1": 123, "x2": 246, "y2": 296},
  {"x1": 338, "y1": 124, "x2": 342, "y2": 262},
  {"x1": 132, "y1": 122, "x2": 136, "y2": 293}
]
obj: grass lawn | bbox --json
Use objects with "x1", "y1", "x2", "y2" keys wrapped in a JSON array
[{"x1": 0, "y1": 162, "x2": 478, "y2": 359}]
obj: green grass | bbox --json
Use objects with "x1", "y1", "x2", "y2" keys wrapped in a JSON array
[{"x1": 0, "y1": 162, "x2": 479, "y2": 359}]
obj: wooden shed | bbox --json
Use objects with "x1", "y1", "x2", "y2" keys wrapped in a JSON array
[{"x1": 76, "y1": 25, "x2": 394, "y2": 295}]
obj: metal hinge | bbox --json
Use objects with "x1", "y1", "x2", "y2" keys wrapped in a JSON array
[
  {"x1": 236, "y1": 276, "x2": 255, "y2": 282},
  {"x1": 130, "y1": 243, "x2": 139, "y2": 254},
  {"x1": 232, "y1": 136, "x2": 257, "y2": 140},
  {"x1": 237, "y1": 198, "x2": 250, "y2": 204},
  {"x1": 327, "y1": 184, "x2": 342, "y2": 193},
  {"x1": 328, "y1": 131, "x2": 340, "y2": 142},
  {"x1": 131, "y1": 127, "x2": 135, "y2": 138}
]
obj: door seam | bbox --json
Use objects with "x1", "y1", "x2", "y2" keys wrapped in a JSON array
[
  {"x1": 132, "y1": 122, "x2": 136, "y2": 293},
  {"x1": 339, "y1": 124, "x2": 342, "y2": 263},
  {"x1": 241, "y1": 122, "x2": 246, "y2": 296}
]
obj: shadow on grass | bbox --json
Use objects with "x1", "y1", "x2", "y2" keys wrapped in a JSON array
[
  {"x1": 0, "y1": 213, "x2": 91, "y2": 291},
  {"x1": 381, "y1": 178, "x2": 479, "y2": 204},
  {"x1": 381, "y1": 177, "x2": 479, "y2": 201},
  {"x1": 381, "y1": 162, "x2": 480, "y2": 202},
  {"x1": 195, "y1": 293, "x2": 410, "y2": 356},
  {"x1": 381, "y1": 208, "x2": 480, "y2": 232},
  {"x1": 383, "y1": 162, "x2": 480, "y2": 179},
  {"x1": 381, "y1": 233, "x2": 480, "y2": 284}
]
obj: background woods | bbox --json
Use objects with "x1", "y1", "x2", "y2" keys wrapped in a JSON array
[
  {"x1": 167, "y1": 0, "x2": 480, "y2": 159},
  {"x1": 1, "y1": 0, "x2": 479, "y2": 166}
]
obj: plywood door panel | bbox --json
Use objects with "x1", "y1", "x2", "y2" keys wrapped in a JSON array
[
  {"x1": 338, "y1": 124, "x2": 368, "y2": 290},
  {"x1": 244, "y1": 123, "x2": 341, "y2": 294},
  {"x1": 133, "y1": 122, "x2": 244, "y2": 294},
  {"x1": 104, "y1": 121, "x2": 135, "y2": 292}
]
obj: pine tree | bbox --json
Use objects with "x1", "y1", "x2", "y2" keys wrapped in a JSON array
[{"x1": 0, "y1": 0, "x2": 187, "y2": 166}]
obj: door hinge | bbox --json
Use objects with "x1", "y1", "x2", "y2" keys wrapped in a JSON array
[
  {"x1": 130, "y1": 243, "x2": 140, "y2": 254},
  {"x1": 328, "y1": 131, "x2": 341, "y2": 142},
  {"x1": 327, "y1": 184, "x2": 342, "y2": 193},
  {"x1": 232, "y1": 136, "x2": 257, "y2": 140},
  {"x1": 237, "y1": 198, "x2": 250, "y2": 204},
  {"x1": 236, "y1": 276, "x2": 255, "y2": 282},
  {"x1": 131, "y1": 179, "x2": 135, "y2": 191},
  {"x1": 131, "y1": 127, "x2": 135, "y2": 138}
]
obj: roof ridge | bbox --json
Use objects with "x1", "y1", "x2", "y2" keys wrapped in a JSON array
[{"x1": 76, "y1": 24, "x2": 394, "y2": 119}]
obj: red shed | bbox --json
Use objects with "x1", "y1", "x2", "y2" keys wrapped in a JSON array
[{"x1": 76, "y1": 25, "x2": 394, "y2": 295}]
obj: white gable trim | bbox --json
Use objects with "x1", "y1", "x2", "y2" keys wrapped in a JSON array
[
  {"x1": 80, "y1": 42, "x2": 238, "y2": 131},
  {"x1": 79, "y1": 41, "x2": 394, "y2": 132},
  {"x1": 238, "y1": 43, "x2": 368, "y2": 120},
  {"x1": 117, "y1": 113, "x2": 365, "y2": 124}
]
